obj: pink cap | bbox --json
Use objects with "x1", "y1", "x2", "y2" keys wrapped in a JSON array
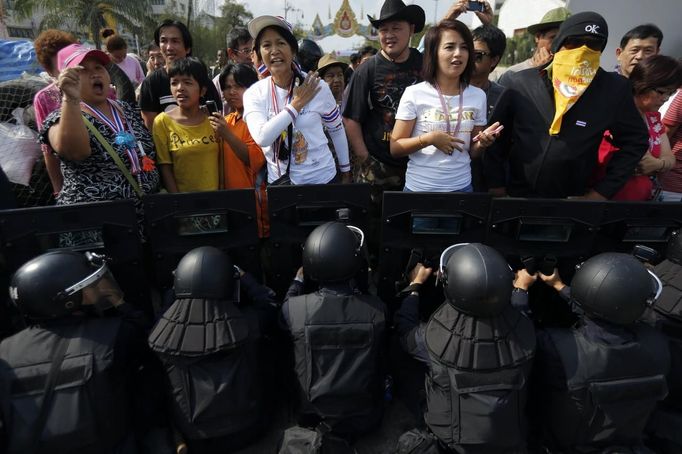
[{"x1": 57, "y1": 44, "x2": 110, "y2": 71}]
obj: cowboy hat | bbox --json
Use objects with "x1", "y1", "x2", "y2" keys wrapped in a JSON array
[{"x1": 368, "y1": 0, "x2": 425, "y2": 33}]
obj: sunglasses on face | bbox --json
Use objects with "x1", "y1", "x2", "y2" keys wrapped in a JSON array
[{"x1": 562, "y1": 36, "x2": 604, "y2": 51}]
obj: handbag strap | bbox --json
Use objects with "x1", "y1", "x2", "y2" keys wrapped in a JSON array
[
  {"x1": 26, "y1": 335, "x2": 72, "y2": 454},
  {"x1": 82, "y1": 116, "x2": 143, "y2": 197}
]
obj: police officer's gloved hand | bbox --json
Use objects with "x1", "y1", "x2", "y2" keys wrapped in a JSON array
[{"x1": 539, "y1": 268, "x2": 566, "y2": 292}]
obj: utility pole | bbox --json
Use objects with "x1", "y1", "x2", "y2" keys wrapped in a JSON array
[
  {"x1": 187, "y1": 0, "x2": 193, "y2": 30},
  {"x1": 0, "y1": 0, "x2": 8, "y2": 39},
  {"x1": 284, "y1": 0, "x2": 303, "y2": 23}
]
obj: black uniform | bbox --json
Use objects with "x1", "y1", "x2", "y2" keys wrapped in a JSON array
[
  {"x1": 484, "y1": 67, "x2": 648, "y2": 198},
  {"x1": 397, "y1": 293, "x2": 535, "y2": 453},
  {"x1": 0, "y1": 304, "x2": 147, "y2": 454},
  {"x1": 149, "y1": 273, "x2": 277, "y2": 452},
  {"x1": 282, "y1": 280, "x2": 387, "y2": 438},
  {"x1": 642, "y1": 259, "x2": 682, "y2": 452}
]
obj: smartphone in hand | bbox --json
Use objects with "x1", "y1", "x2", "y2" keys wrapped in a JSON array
[
  {"x1": 467, "y1": 1, "x2": 485, "y2": 12},
  {"x1": 205, "y1": 100, "x2": 219, "y2": 115}
]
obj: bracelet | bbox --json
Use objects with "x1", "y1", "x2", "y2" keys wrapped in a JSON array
[
  {"x1": 659, "y1": 159, "x2": 666, "y2": 172},
  {"x1": 418, "y1": 135, "x2": 425, "y2": 148},
  {"x1": 62, "y1": 97, "x2": 80, "y2": 106}
]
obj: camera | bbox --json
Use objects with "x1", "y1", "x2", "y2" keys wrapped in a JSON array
[
  {"x1": 204, "y1": 100, "x2": 219, "y2": 115},
  {"x1": 467, "y1": 1, "x2": 485, "y2": 12}
]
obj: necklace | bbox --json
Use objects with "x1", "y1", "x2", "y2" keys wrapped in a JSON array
[
  {"x1": 82, "y1": 99, "x2": 155, "y2": 175},
  {"x1": 434, "y1": 82, "x2": 463, "y2": 136}
]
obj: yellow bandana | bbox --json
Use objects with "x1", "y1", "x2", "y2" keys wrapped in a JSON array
[{"x1": 549, "y1": 46, "x2": 601, "y2": 135}]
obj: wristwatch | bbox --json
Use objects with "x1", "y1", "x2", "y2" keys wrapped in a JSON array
[{"x1": 512, "y1": 287, "x2": 528, "y2": 294}]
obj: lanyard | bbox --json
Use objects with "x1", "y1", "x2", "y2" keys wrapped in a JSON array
[
  {"x1": 81, "y1": 100, "x2": 142, "y2": 175},
  {"x1": 270, "y1": 76, "x2": 295, "y2": 117},
  {"x1": 269, "y1": 76, "x2": 296, "y2": 175},
  {"x1": 434, "y1": 83, "x2": 464, "y2": 136}
]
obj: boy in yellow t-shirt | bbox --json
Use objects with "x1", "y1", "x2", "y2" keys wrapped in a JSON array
[{"x1": 152, "y1": 58, "x2": 219, "y2": 193}]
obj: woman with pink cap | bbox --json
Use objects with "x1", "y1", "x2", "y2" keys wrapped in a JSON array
[{"x1": 39, "y1": 44, "x2": 159, "y2": 236}]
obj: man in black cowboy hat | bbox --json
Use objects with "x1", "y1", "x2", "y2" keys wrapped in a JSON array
[{"x1": 342, "y1": 0, "x2": 425, "y2": 252}]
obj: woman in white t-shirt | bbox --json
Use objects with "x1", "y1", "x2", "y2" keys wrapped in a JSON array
[
  {"x1": 243, "y1": 15, "x2": 351, "y2": 185},
  {"x1": 391, "y1": 20, "x2": 502, "y2": 192}
]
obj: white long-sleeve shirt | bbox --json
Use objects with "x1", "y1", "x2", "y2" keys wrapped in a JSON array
[{"x1": 243, "y1": 76, "x2": 350, "y2": 185}]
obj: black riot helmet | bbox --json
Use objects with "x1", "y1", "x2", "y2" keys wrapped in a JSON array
[
  {"x1": 174, "y1": 246, "x2": 236, "y2": 299},
  {"x1": 439, "y1": 243, "x2": 513, "y2": 317},
  {"x1": 9, "y1": 251, "x2": 121, "y2": 320},
  {"x1": 302, "y1": 222, "x2": 364, "y2": 283},
  {"x1": 665, "y1": 229, "x2": 682, "y2": 265},
  {"x1": 297, "y1": 38, "x2": 323, "y2": 72},
  {"x1": 571, "y1": 252, "x2": 662, "y2": 325}
]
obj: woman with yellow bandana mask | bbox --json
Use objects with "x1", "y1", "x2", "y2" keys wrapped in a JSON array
[{"x1": 484, "y1": 12, "x2": 650, "y2": 200}]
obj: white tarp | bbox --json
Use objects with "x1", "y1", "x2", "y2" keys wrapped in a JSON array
[{"x1": 316, "y1": 33, "x2": 368, "y2": 56}]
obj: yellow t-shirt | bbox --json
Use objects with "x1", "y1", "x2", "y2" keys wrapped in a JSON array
[{"x1": 152, "y1": 112, "x2": 219, "y2": 192}]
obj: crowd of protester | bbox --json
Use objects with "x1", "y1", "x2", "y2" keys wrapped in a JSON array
[
  {"x1": 23, "y1": 1, "x2": 682, "y2": 223},
  {"x1": 2, "y1": 0, "x2": 682, "y2": 452}
]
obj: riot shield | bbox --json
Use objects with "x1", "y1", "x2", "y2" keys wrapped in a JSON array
[
  {"x1": 594, "y1": 201, "x2": 682, "y2": 258},
  {"x1": 378, "y1": 191, "x2": 492, "y2": 308},
  {"x1": 267, "y1": 184, "x2": 371, "y2": 297},
  {"x1": 0, "y1": 200, "x2": 149, "y2": 310},
  {"x1": 143, "y1": 190, "x2": 259, "y2": 289}
]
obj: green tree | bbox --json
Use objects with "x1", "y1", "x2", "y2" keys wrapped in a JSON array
[
  {"x1": 501, "y1": 33, "x2": 534, "y2": 67},
  {"x1": 13, "y1": 0, "x2": 152, "y2": 49},
  {"x1": 216, "y1": 0, "x2": 252, "y2": 32}
]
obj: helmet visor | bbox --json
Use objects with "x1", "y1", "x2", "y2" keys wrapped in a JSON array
[
  {"x1": 63, "y1": 252, "x2": 110, "y2": 296},
  {"x1": 347, "y1": 225, "x2": 365, "y2": 249},
  {"x1": 64, "y1": 252, "x2": 124, "y2": 311}
]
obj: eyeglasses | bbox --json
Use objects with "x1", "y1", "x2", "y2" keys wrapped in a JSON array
[
  {"x1": 231, "y1": 47, "x2": 253, "y2": 55},
  {"x1": 474, "y1": 50, "x2": 491, "y2": 62},
  {"x1": 562, "y1": 36, "x2": 604, "y2": 51}
]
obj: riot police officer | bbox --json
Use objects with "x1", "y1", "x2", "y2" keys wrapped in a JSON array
[
  {"x1": 641, "y1": 232, "x2": 682, "y2": 453},
  {"x1": 148, "y1": 246, "x2": 277, "y2": 453},
  {"x1": 0, "y1": 251, "x2": 148, "y2": 454},
  {"x1": 534, "y1": 253, "x2": 670, "y2": 453},
  {"x1": 395, "y1": 243, "x2": 536, "y2": 453},
  {"x1": 282, "y1": 222, "x2": 387, "y2": 439}
]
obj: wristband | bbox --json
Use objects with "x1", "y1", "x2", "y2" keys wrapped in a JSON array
[
  {"x1": 397, "y1": 282, "x2": 422, "y2": 297},
  {"x1": 62, "y1": 97, "x2": 81, "y2": 106}
]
